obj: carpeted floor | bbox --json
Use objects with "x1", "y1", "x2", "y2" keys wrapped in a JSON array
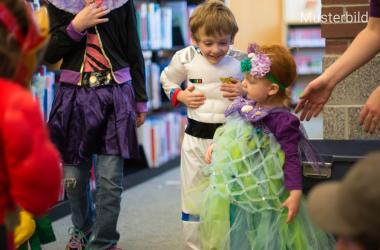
[{"x1": 43, "y1": 167, "x2": 182, "y2": 250}]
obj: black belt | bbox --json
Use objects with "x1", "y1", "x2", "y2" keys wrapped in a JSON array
[
  {"x1": 185, "y1": 118, "x2": 223, "y2": 139},
  {"x1": 81, "y1": 70, "x2": 115, "y2": 88}
]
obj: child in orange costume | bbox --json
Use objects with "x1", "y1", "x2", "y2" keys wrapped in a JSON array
[{"x1": 0, "y1": 1, "x2": 62, "y2": 249}]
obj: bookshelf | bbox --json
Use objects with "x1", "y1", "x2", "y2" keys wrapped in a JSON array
[
  {"x1": 283, "y1": 0, "x2": 325, "y2": 105},
  {"x1": 283, "y1": 0, "x2": 324, "y2": 139},
  {"x1": 134, "y1": 0, "x2": 213, "y2": 170}
]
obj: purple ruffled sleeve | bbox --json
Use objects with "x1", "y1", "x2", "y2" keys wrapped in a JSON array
[
  {"x1": 370, "y1": 0, "x2": 380, "y2": 17},
  {"x1": 66, "y1": 22, "x2": 87, "y2": 42},
  {"x1": 264, "y1": 112, "x2": 302, "y2": 190},
  {"x1": 136, "y1": 102, "x2": 148, "y2": 113}
]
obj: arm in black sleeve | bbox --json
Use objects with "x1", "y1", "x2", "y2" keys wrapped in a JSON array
[
  {"x1": 44, "y1": 3, "x2": 85, "y2": 64},
  {"x1": 124, "y1": 0, "x2": 147, "y2": 102}
]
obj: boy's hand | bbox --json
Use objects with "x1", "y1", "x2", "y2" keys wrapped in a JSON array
[
  {"x1": 136, "y1": 112, "x2": 146, "y2": 127},
  {"x1": 220, "y1": 78, "x2": 244, "y2": 101},
  {"x1": 177, "y1": 85, "x2": 206, "y2": 109},
  {"x1": 72, "y1": 3, "x2": 110, "y2": 32},
  {"x1": 205, "y1": 144, "x2": 215, "y2": 164},
  {"x1": 282, "y1": 190, "x2": 302, "y2": 224}
]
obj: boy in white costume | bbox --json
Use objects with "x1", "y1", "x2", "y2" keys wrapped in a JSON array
[{"x1": 160, "y1": 1, "x2": 245, "y2": 249}]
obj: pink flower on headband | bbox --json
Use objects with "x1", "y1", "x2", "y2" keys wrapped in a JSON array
[{"x1": 244, "y1": 43, "x2": 271, "y2": 78}]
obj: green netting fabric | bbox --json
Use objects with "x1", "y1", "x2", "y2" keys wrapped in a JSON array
[{"x1": 196, "y1": 116, "x2": 335, "y2": 250}]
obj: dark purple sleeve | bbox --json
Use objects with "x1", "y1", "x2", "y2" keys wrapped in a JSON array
[
  {"x1": 264, "y1": 113, "x2": 302, "y2": 190},
  {"x1": 370, "y1": 0, "x2": 380, "y2": 17}
]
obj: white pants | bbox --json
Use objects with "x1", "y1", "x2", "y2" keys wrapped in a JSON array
[{"x1": 181, "y1": 133, "x2": 213, "y2": 250}]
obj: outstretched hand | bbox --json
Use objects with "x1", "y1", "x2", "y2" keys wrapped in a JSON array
[
  {"x1": 294, "y1": 75, "x2": 335, "y2": 121},
  {"x1": 282, "y1": 190, "x2": 302, "y2": 224},
  {"x1": 177, "y1": 85, "x2": 206, "y2": 109},
  {"x1": 359, "y1": 85, "x2": 380, "y2": 133},
  {"x1": 72, "y1": 3, "x2": 110, "y2": 33}
]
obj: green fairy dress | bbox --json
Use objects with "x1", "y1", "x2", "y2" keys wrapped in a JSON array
[{"x1": 197, "y1": 97, "x2": 335, "y2": 250}]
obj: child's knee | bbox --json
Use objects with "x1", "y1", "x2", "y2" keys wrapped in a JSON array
[{"x1": 64, "y1": 177, "x2": 77, "y2": 189}]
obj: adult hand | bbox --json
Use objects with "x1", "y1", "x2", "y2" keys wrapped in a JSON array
[
  {"x1": 176, "y1": 85, "x2": 206, "y2": 109},
  {"x1": 294, "y1": 75, "x2": 336, "y2": 121},
  {"x1": 282, "y1": 190, "x2": 302, "y2": 224},
  {"x1": 136, "y1": 112, "x2": 146, "y2": 127},
  {"x1": 359, "y1": 85, "x2": 380, "y2": 133},
  {"x1": 72, "y1": 3, "x2": 110, "y2": 33},
  {"x1": 220, "y1": 78, "x2": 243, "y2": 101}
]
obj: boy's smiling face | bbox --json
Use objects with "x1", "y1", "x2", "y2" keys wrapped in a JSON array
[{"x1": 193, "y1": 27, "x2": 232, "y2": 65}]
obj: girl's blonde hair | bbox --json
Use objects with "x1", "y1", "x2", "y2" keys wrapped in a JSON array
[
  {"x1": 260, "y1": 45, "x2": 297, "y2": 106},
  {"x1": 189, "y1": 0, "x2": 238, "y2": 42},
  {"x1": 0, "y1": 0, "x2": 29, "y2": 80}
]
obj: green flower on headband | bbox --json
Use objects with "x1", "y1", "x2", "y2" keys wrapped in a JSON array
[{"x1": 240, "y1": 58, "x2": 252, "y2": 74}]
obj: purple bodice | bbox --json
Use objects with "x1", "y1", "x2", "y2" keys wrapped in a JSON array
[{"x1": 225, "y1": 97, "x2": 302, "y2": 190}]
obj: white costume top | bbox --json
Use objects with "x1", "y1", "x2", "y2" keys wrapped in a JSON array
[{"x1": 160, "y1": 46, "x2": 245, "y2": 123}]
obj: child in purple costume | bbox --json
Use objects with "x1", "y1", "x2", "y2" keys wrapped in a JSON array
[{"x1": 44, "y1": 0, "x2": 147, "y2": 249}]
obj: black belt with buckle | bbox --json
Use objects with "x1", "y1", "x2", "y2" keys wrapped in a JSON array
[
  {"x1": 81, "y1": 70, "x2": 114, "y2": 88},
  {"x1": 185, "y1": 118, "x2": 223, "y2": 139}
]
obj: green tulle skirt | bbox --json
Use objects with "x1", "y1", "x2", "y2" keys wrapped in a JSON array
[{"x1": 197, "y1": 116, "x2": 335, "y2": 250}]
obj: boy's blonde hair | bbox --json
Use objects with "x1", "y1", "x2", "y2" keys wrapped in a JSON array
[{"x1": 189, "y1": 0, "x2": 238, "y2": 41}]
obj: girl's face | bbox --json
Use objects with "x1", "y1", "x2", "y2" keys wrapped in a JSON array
[
  {"x1": 193, "y1": 27, "x2": 232, "y2": 65},
  {"x1": 242, "y1": 74, "x2": 272, "y2": 104}
]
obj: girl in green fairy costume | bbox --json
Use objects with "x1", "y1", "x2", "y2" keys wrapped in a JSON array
[{"x1": 198, "y1": 44, "x2": 335, "y2": 250}]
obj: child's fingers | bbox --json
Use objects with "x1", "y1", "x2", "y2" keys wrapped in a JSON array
[
  {"x1": 190, "y1": 94, "x2": 206, "y2": 99},
  {"x1": 286, "y1": 210, "x2": 295, "y2": 224},
  {"x1": 220, "y1": 83, "x2": 235, "y2": 92},
  {"x1": 187, "y1": 85, "x2": 196, "y2": 92},
  {"x1": 94, "y1": 8, "x2": 110, "y2": 17},
  {"x1": 205, "y1": 153, "x2": 211, "y2": 164},
  {"x1": 188, "y1": 95, "x2": 206, "y2": 104},
  {"x1": 188, "y1": 91, "x2": 205, "y2": 97},
  {"x1": 94, "y1": 18, "x2": 110, "y2": 25},
  {"x1": 205, "y1": 146, "x2": 214, "y2": 164}
]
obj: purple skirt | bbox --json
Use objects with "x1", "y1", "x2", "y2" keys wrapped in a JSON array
[{"x1": 48, "y1": 81, "x2": 139, "y2": 165}]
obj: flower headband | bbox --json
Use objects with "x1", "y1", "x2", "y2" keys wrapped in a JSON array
[{"x1": 241, "y1": 43, "x2": 286, "y2": 91}]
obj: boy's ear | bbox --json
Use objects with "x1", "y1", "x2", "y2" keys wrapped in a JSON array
[
  {"x1": 268, "y1": 84, "x2": 280, "y2": 96},
  {"x1": 230, "y1": 37, "x2": 235, "y2": 45},
  {"x1": 190, "y1": 35, "x2": 198, "y2": 46}
]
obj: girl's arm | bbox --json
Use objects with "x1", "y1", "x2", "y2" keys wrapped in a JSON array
[
  {"x1": 44, "y1": 3, "x2": 109, "y2": 64},
  {"x1": 265, "y1": 113, "x2": 303, "y2": 223},
  {"x1": 266, "y1": 113, "x2": 303, "y2": 190},
  {"x1": 44, "y1": 3, "x2": 84, "y2": 64},
  {"x1": 322, "y1": 17, "x2": 380, "y2": 87},
  {"x1": 124, "y1": 0, "x2": 148, "y2": 109},
  {"x1": 295, "y1": 17, "x2": 380, "y2": 120}
]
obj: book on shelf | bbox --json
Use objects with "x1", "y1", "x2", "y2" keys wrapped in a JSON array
[
  {"x1": 287, "y1": 26, "x2": 325, "y2": 48},
  {"x1": 31, "y1": 65, "x2": 55, "y2": 121},
  {"x1": 151, "y1": 62, "x2": 162, "y2": 109},
  {"x1": 136, "y1": 2, "x2": 175, "y2": 50},
  {"x1": 163, "y1": 1, "x2": 190, "y2": 47},
  {"x1": 137, "y1": 112, "x2": 187, "y2": 168}
]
